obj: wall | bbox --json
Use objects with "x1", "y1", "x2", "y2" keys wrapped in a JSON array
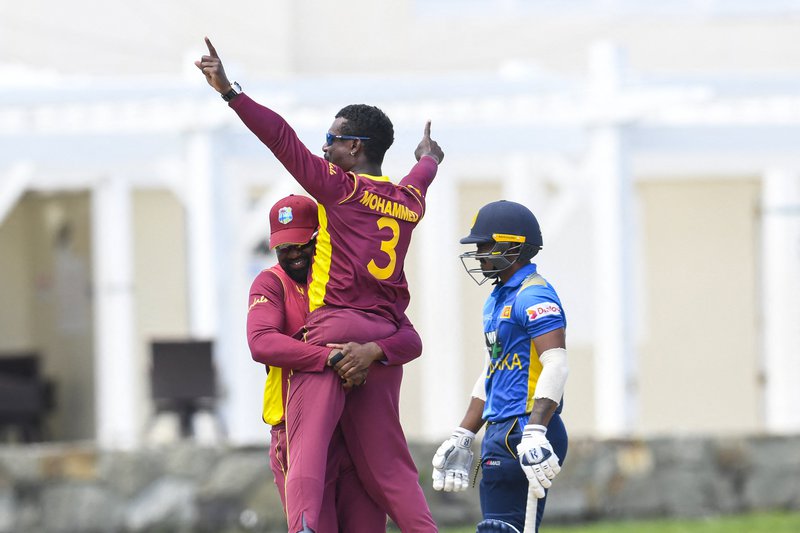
[
  {"x1": 638, "y1": 178, "x2": 761, "y2": 435},
  {"x1": 1, "y1": 435, "x2": 798, "y2": 532}
]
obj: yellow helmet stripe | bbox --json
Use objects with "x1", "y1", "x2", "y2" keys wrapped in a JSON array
[{"x1": 492, "y1": 233, "x2": 526, "y2": 243}]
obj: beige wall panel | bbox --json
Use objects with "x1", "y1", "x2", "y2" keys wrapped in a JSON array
[
  {"x1": 638, "y1": 179, "x2": 760, "y2": 435},
  {"x1": 0, "y1": 198, "x2": 35, "y2": 349},
  {"x1": 133, "y1": 190, "x2": 190, "y2": 427},
  {"x1": 25, "y1": 192, "x2": 95, "y2": 441},
  {"x1": 558, "y1": 344, "x2": 595, "y2": 438}
]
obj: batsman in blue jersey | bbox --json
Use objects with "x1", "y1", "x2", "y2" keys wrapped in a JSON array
[{"x1": 432, "y1": 200, "x2": 569, "y2": 533}]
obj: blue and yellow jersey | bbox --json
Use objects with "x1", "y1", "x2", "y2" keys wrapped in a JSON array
[{"x1": 481, "y1": 263, "x2": 566, "y2": 422}]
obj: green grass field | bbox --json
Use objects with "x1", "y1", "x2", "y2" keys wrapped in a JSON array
[{"x1": 441, "y1": 511, "x2": 800, "y2": 533}]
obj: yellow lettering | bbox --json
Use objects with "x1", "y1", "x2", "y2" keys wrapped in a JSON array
[
  {"x1": 489, "y1": 353, "x2": 524, "y2": 373},
  {"x1": 248, "y1": 295, "x2": 269, "y2": 312},
  {"x1": 367, "y1": 217, "x2": 400, "y2": 280},
  {"x1": 359, "y1": 191, "x2": 420, "y2": 223}
]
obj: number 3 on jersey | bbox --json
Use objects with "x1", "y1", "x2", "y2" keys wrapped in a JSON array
[{"x1": 367, "y1": 216, "x2": 400, "y2": 280}]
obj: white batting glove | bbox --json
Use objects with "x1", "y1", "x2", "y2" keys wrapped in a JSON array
[
  {"x1": 516, "y1": 424, "x2": 561, "y2": 499},
  {"x1": 432, "y1": 427, "x2": 475, "y2": 492}
]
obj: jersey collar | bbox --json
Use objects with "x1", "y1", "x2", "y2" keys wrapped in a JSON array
[{"x1": 359, "y1": 173, "x2": 391, "y2": 183}]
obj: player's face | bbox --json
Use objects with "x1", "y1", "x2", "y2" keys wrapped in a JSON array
[
  {"x1": 323, "y1": 117, "x2": 354, "y2": 171},
  {"x1": 276, "y1": 239, "x2": 316, "y2": 283},
  {"x1": 476, "y1": 242, "x2": 500, "y2": 278}
]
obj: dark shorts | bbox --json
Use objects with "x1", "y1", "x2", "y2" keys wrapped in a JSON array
[{"x1": 480, "y1": 413, "x2": 568, "y2": 532}]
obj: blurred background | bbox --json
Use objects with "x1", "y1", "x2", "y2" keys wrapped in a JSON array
[{"x1": 1, "y1": 0, "x2": 799, "y2": 531}]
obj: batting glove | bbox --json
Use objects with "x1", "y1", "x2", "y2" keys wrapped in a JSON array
[
  {"x1": 516, "y1": 424, "x2": 561, "y2": 499},
  {"x1": 432, "y1": 427, "x2": 475, "y2": 492}
]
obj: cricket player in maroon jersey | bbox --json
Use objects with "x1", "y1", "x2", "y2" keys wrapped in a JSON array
[
  {"x1": 247, "y1": 194, "x2": 425, "y2": 532},
  {"x1": 197, "y1": 37, "x2": 443, "y2": 533}
]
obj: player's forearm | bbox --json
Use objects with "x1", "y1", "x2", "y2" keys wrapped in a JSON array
[
  {"x1": 458, "y1": 397, "x2": 486, "y2": 434},
  {"x1": 248, "y1": 331, "x2": 329, "y2": 372},
  {"x1": 374, "y1": 317, "x2": 422, "y2": 366},
  {"x1": 400, "y1": 155, "x2": 438, "y2": 195},
  {"x1": 527, "y1": 397, "x2": 558, "y2": 427}
]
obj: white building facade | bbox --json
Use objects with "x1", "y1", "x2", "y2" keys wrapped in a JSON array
[{"x1": 1, "y1": 0, "x2": 799, "y2": 446}]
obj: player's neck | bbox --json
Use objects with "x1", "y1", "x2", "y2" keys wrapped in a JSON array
[
  {"x1": 351, "y1": 162, "x2": 382, "y2": 176},
  {"x1": 498, "y1": 262, "x2": 525, "y2": 284}
]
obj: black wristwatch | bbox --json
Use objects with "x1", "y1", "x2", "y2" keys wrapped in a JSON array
[{"x1": 221, "y1": 81, "x2": 242, "y2": 102}]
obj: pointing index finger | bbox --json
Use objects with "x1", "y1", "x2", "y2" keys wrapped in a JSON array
[
  {"x1": 424, "y1": 120, "x2": 432, "y2": 138},
  {"x1": 205, "y1": 37, "x2": 219, "y2": 58}
]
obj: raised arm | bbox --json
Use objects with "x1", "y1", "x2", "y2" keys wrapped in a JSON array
[
  {"x1": 195, "y1": 37, "x2": 353, "y2": 204},
  {"x1": 400, "y1": 121, "x2": 444, "y2": 212}
]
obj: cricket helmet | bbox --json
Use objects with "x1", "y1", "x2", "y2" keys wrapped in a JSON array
[{"x1": 459, "y1": 200, "x2": 542, "y2": 284}]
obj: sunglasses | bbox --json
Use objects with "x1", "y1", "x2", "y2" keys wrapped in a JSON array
[{"x1": 326, "y1": 132, "x2": 371, "y2": 146}]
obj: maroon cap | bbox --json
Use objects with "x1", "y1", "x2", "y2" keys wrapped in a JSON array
[{"x1": 269, "y1": 194, "x2": 319, "y2": 249}]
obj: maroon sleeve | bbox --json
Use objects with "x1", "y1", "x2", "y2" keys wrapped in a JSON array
[
  {"x1": 246, "y1": 270, "x2": 329, "y2": 372},
  {"x1": 373, "y1": 314, "x2": 423, "y2": 366},
  {"x1": 229, "y1": 94, "x2": 355, "y2": 205},
  {"x1": 398, "y1": 155, "x2": 439, "y2": 218}
]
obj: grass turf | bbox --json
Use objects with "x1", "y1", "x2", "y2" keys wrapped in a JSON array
[{"x1": 440, "y1": 511, "x2": 800, "y2": 533}]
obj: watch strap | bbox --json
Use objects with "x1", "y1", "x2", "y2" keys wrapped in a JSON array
[{"x1": 221, "y1": 82, "x2": 241, "y2": 102}]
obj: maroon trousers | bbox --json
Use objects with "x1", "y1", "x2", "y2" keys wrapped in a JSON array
[
  {"x1": 270, "y1": 423, "x2": 386, "y2": 532},
  {"x1": 283, "y1": 308, "x2": 437, "y2": 533}
]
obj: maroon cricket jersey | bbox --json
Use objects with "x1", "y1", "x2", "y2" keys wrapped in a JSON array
[{"x1": 231, "y1": 94, "x2": 438, "y2": 325}]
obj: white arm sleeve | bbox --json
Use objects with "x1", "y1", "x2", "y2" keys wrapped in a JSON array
[
  {"x1": 470, "y1": 354, "x2": 489, "y2": 401},
  {"x1": 532, "y1": 347, "x2": 569, "y2": 403}
]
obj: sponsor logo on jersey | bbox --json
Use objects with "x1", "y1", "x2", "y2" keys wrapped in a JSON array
[
  {"x1": 359, "y1": 190, "x2": 419, "y2": 222},
  {"x1": 278, "y1": 207, "x2": 293, "y2": 224},
  {"x1": 484, "y1": 331, "x2": 503, "y2": 360},
  {"x1": 500, "y1": 305, "x2": 512, "y2": 319},
  {"x1": 526, "y1": 302, "x2": 561, "y2": 321},
  {"x1": 484, "y1": 459, "x2": 501, "y2": 467},
  {"x1": 328, "y1": 162, "x2": 337, "y2": 175},
  {"x1": 248, "y1": 295, "x2": 269, "y2": 311}
]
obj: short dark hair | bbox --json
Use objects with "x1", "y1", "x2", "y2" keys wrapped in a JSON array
[{"x1": 335, "y1": 104, "x2": 394, "y2": 165}]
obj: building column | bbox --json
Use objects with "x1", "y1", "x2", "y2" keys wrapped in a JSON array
[
  {"x1": 761, "y1": 169, "x2": 800, "y2": 433},
  {"x1": 588, "y1": 42, "x2": 636, "y2": 436},
  {"x1": 502, "y1": 154, "x2": 548, "y2": 215},
  {"x1": 92, "y1": 175, "x2": 139, "y2": 448},
  {"x1": 212, "y1": 161, "x2": 266, "y2": 445},
  {"x1": 185, "y1": 132, "x2": 219, "y2": 338},
  {"x1": 416, "y1": 171, "x2": 463, "y2": 439}
]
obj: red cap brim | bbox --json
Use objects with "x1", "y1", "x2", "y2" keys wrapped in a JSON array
[{"x1": 270, "y1": 227, "x2": 317, "y2": 249}]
